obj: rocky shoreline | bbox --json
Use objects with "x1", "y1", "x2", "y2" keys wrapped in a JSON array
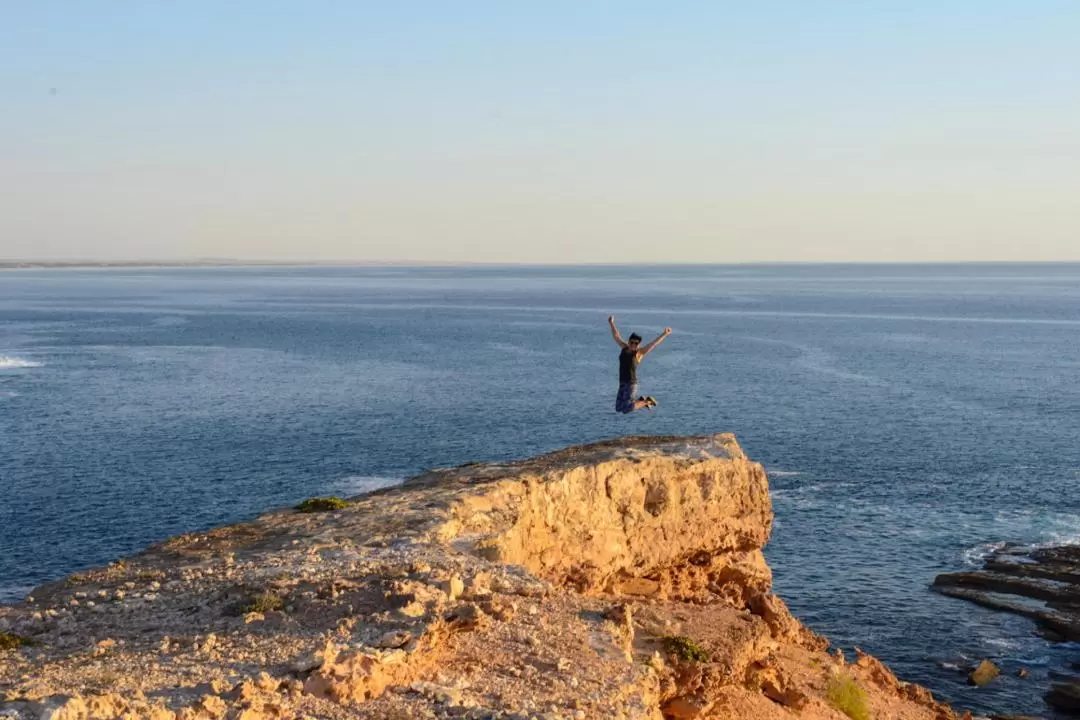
[
  {"x1": 935, "y1": 544, "x2": 1080, "y2": 716},
  {"x1": 2, "y1": 434, "x2": 964, "y2": 719}
]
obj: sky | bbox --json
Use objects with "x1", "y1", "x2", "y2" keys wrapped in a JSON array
[{"x1": 1, "y1": 2, "x2": 1078, "y2": 263}]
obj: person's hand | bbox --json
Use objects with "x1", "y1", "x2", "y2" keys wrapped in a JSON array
[
  {"x1": 663, "y1": 327, "x2": 672, "y2": 336},
  {"x1": 608, "y1": 315, "x2": 616, "y2": 324}
]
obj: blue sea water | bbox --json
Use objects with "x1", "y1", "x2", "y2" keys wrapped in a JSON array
[{"x1": 2, "y1": 264, "x2": 1079, "y2": 716}]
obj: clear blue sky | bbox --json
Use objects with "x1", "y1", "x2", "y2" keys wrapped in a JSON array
[{"x1": 2, "y1": 2, "x2": 1077, "y2": 262}]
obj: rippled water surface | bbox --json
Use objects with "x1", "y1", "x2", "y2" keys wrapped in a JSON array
[{"x1": 2, "y1": 264, "x2": 1079, "y2": 716}]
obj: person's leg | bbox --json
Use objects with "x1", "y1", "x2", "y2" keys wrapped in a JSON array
[{"x1": 615, "y1": 383, "x2": 636, "y2": 414}]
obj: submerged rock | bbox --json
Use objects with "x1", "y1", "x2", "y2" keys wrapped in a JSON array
[
  {"x1": 1047, "y1": 677, "x2": 1080, "y2": 714},
  {"x1": 969, "y1": 659, "x2": 1000, "y2": 687}
]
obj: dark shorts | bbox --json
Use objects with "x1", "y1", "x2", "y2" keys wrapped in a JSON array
[{"x1": 615, "y1": 382, "x2": 638, "y2": 414}]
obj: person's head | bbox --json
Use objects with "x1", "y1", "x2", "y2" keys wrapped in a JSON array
[{"x1": 627, "y1": 333, "x2": 642, "y2": 349}]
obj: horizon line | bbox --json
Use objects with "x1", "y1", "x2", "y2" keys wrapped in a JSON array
[{"x1": 4, "y1": 259, "x2": 1080, "y2": 269}]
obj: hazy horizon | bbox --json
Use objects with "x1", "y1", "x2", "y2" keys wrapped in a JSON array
[{"x1": 3, "y1": 3, "x2": 1078, "y2": 263}]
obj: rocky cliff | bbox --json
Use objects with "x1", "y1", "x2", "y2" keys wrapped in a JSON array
[{"x1": 0, "y1": 434, "x2": 962, "y2": 719}]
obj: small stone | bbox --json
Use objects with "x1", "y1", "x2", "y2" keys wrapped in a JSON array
[
  {"x1": 662, "y1": 695, "x2": 712, "y2": 719},
  {"x1": 1017, "y1": 667, "x2": 1030, "y2": 679},
  {"x1": 92, "y1": 638, "x2": 117, "y2": 657},
  {"x1": 198, "y1": 694, "x2": 227, "y2": 718},
  {"x1": 255, "y1": 671, "x2": 279, "y2": 692},
  {"x1": 399, "y1": 601, "x2": 426, "y2": 618},
  {"x1": 969, "y1": 659, "x2": 1000, "y2": 686},
  {"x1": 446, "y1": 603, "x2": 487, "y2": 632},
  {"x1": 481, "y1": 596, "x2": 517, "y2": 622},
  {"x1": 441, "y1": 575, "x2": 465, "y2": 603},
  {"x1": 290, "y1": 650, "x2": 325, "y2": 674},
  {"x1": 375, "y1": 630, "x2": 412, "y2": 649}
]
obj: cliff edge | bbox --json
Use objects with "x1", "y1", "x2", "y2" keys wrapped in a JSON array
[{"x1": 0, "y1": 434, "x2": 961, "y2": 719}]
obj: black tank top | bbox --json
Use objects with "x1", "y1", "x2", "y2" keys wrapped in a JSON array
[{"x1": 619, "y1": 348, "x2": 638, "y2": 384}]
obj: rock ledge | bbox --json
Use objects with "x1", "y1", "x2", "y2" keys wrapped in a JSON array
[{"x1": 1, "y1": 434, "x2": 961, "y2": 719}]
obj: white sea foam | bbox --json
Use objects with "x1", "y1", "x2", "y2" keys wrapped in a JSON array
[
  {"x1": 768, "y1": 470, "x2": 804, "y2": 477},
  {"x1": 333, "y1": 475, "x2": 404, "y2": 498},
  {"x1": 0, "y1": 355, "x2": 42, "y2": 369},
  {"x1": 961, "y1": 541, "x2": 1009, "y2": 566}
]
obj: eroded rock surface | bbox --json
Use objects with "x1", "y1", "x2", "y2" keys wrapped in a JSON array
[
  {"x1": 934, "y1": 544, "x2": 1080, "y2": 641},
  {"x1": 0, "y1": 434, "x2": 961, "y2": 719}
]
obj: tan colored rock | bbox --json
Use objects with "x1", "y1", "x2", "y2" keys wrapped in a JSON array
[
  {"x1": 86, "y1": 694, "x2": 129, "y2": 717},
  {"x1": 442, "y1": 435, "x2": 773, "y2": 597},
  {"x1": 479, "y1": 595, "x2": 516, "y2": 621},
  {"x1": 196, "y1": 694, "x2": 227, "y2": 718},
  {"x1": 375, "y1": 630, "x2": 412, "y2": 649},
  {"x1": 969, "y1": 659, "x2": 1000, "y2": 686},
  {"x1": 148, "y1": 706, "x2": 177, "y2": 720},
  {"x1": 253, "y1": 672, "x2": 278, "y2": 692},
  {"x1": 855, "y1": 646, "x2": 900, "y2": 691},
  {"x1": 662, "y1": 694, "x2": 712, "y2": 718},
  {"x1": 40, "y1": 697, "x2": 89, "y2": 720},
  {"x1": 0, "y1": 434, "x2": 961, "y2": 720},
  {"x1": 92, "y1": 638, "x2": 116, "y2": 657},
  {"x1": 446, "y1": 603, "x2": 487, "y2": 632},
  {"x1": 441, "y1": 574, "x2": 464, "y2": 602},
  {"x1": 302, "y1": 645, "x2": 401, "y2": 704}
]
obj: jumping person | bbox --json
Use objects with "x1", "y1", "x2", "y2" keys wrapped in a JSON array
[{"x1": 608, "y1": 315, "x2": 672, "y2": 414}]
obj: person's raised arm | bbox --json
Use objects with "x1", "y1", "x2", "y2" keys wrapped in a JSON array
[
  {"x1": 608, "y1": 315, "x2": 628, "y2": 348},
  {"x1": 640, "y1": 327, "x2": 672, "y2": 357}
]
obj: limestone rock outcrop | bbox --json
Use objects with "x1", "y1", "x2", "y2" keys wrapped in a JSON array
[{"x1": 0, "y1": 433, "x2": 960, "y2": 719}]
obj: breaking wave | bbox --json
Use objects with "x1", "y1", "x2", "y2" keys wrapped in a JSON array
[
  {"x1": 333, "y1": 475, "x2": 404, "y2": 498},
  {"x1": 0, "y1": 355, "x2": 42, "y2": 369}
]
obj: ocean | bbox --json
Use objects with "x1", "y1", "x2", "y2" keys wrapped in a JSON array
[{"x1": 2, "y1": 264, "x2": 1078, "y2": 716}]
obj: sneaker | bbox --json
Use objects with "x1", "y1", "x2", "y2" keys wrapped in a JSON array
[{"x1": 644, "y1": 396, "x2": 658, "y2": 408}]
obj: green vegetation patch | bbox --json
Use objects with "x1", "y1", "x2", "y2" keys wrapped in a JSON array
[
  {"x1": 0, "y1": 632, "x2": 34, "y2": 652},
  {"x1": 662, "y1": 635, "x2": 709, "y2": 663},
  {"x1": 826, "y1": 674, "x2": 871, "y2": 720},
  {"x1": 295, "y1": 496, "x2": 349, "y2": 513},
  {"x1": 238, "y1": 591, "x2": 284, "y2": 615}
]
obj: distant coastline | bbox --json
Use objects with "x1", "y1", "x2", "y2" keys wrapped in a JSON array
[{"x1": 0, "y1": 260, "x2": 293, "y2": 270}]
